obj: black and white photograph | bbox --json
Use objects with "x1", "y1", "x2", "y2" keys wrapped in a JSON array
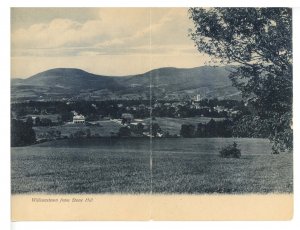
[{"x1": 11, "y1": 7, "x2": 292, "y2": 198}]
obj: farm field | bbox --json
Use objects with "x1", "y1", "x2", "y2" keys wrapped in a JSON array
[
  {"x1": 33, "y1": 120, "x2": 123, "y2": 139},
  {"x1": 152, "y1": 138, "x2": 293, "y2": 193},
  {"x1": 11, "y1": 138, "x2": 293, "y2": 194},
  {"x1": 32, "y1": 116, "x2": 225, "y2": 139}
]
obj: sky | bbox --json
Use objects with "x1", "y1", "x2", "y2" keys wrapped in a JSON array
[{"x1": 11, "y1": 8, "x2": 211, "y2": 78}]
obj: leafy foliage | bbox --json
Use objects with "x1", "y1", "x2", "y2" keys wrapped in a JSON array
[
  {"x1": 180, "y1": 119, "x2": 234, "y2": 138},
  {"x1": 151, "y1": 123, "x2": 162, "y2": 137},
  {"x1": 136, "y1": 123, "x2": 144, "y2": 135},
  {"x1": 180, "y1": 124, "x2": 196, "y2": 137},
  {"x1": 219, "y1": 142, "x2": 241, "y2": 158},
  {"x1": 11, "y1": 119, "x2": 36, "y2": 147},
  {"x1": 118, "y1": 127, "x2": 131, "y2": 137},
  {"x1": 189, "y1": 8, "x2": 292, "y2": 152}
]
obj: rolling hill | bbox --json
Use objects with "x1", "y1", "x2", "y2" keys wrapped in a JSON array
[
  {"x1": 19, "y1": 68, "x2": 123, "y2": 91},
  {"x1": 11, "y1": 66, "x2": 240, "y2": 101}
]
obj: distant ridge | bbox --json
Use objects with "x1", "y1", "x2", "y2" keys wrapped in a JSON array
[
  {"x1": 11, "y1": 66, "x2": 241, "y2": 101},
  {"x1": 21, "y1": 68, "x2": 122, "y2": 90}
]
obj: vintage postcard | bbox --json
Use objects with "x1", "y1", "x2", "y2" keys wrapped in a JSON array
[{"x1": 11, "y1": 7, "x2": 293, "y2": 220}]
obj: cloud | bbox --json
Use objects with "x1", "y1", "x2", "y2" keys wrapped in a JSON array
[
  {"x1": 12, "y1": 8, "x2": 151, "y2": 51},
  {"x1": 12, "y1": 19, "x2": 109, "y2": 49},
  {"x1": 11, "y1": 8, "x2": 211, "y2": 77},
  {"x1": 12, "y1": 8, "x2": 197, "y2": 57}
]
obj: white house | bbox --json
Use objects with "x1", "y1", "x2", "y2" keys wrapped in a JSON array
[{"x1": 73, "y1": 114, "x2": 85, "y2": 124}]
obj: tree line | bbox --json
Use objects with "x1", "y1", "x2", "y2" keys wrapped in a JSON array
[
  {"x1": 180, "y1": 119, "x2": 234, "y2": 138},
  {"x1": 12, "y1": 98, "x2": 246, "y2": 122},
  {"x1": 180, "y1": 118, "x2": 270, "y2": 139}
]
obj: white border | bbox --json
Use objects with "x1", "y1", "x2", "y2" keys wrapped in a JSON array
[
  {"x1": 0, "y1": 2, "x2": 10, "y2": 230},
  {"x1": 2, "y1": 1, "x2": 300, "y2": 230},
  {"x1": 293, "y1": 6, "x2": 300, "y2": 228}
]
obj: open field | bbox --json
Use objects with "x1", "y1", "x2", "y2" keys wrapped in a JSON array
[
  {"x1": 11, "y1": 138, "x2": 293, "y2": 194},
  {"x1": 24, "y1": 114, "x2": 61, "y2": 122},
  {"x1": 33, "y1": 116, "x2": 225, "y2": 139},
  {"x1": 33, "y1": 120, "x2": 123, "y2": 139}
]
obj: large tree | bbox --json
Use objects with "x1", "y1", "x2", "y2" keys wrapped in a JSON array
[
  {"x1": 11, "y1": 119, "x2": 36, "y2": 147},
  {"x1": 189, "y1": 8, "x2": 292, "y2": 153}
]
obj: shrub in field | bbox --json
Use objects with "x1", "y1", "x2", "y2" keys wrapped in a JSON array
[
  {"x1": 118, "y1": 127, "x2": 131, "y2": 137},
  {"x1": 219, "y1": 142, "x2": 241, "y2": 158}
]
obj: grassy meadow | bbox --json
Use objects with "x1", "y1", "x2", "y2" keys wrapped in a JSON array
[
  {"x1": 11, "y1": 138, "x2": 293, "y2": 194},
  {"x1": 33, "y1": 120, "x2": 123, "y2": 139},
  {"x1": 33, "y1": 116, "x2": 225, "y2": 140}
]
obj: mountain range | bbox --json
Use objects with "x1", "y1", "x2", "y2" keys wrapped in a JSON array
[{"x1": 11, "y1": 66, "x2": 241, "y2": 102}]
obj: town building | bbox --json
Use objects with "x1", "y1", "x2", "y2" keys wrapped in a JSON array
[
  {"x1": 121, "y1": 113, "x2": 134, "y2": 123},
  {"x1": 73, "y1": 114, "x2": 85, "y2": 124}
]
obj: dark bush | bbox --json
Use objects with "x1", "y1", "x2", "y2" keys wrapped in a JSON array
[
  {"x1": 151, "y1": 123, "x2": 161, "y2": 137},
  {"x1": 118, "y1": 127, "x2": 131, "y2": 137},
  {"x1": 219, "y1": 142, "x2": 241, "y2": 158},
  {"x1": 11, "y1": 119, "x2": 36, "y2": 147},
  {"x1": 180, "y1": 124, "x2": 195, "y2": 137}
]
